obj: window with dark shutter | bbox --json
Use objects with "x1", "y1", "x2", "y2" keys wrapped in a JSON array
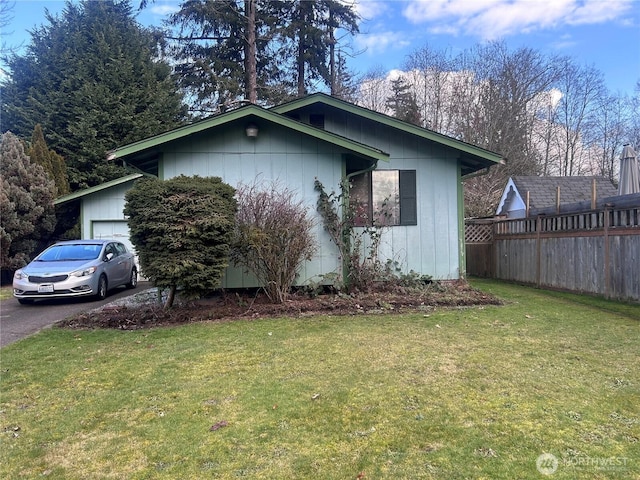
[
  {"x1": 349, "y1": 170, "x2": 417, "y2": 227},
  {"x1": 399, "y1": 170, "x2": 417, "y2": 225}
]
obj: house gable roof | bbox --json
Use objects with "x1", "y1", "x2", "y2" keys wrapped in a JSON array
[
  {"x1": 272, "y1": 93, "x2": 504, "y2": 176},
  {"x1": 107, "y1": 103, "x2": 390, "y2": 163},
  {"x1": 496, "y1": 175, "x2": 618, "y2": 215},
  {"x1": 512, "y1": 176, "x2": 617, "y2": 209},
  {"x1": 54, "y1": 173, "x2": 144, "y2": 205}
]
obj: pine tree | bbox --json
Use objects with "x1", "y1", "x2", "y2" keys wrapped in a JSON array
[
  {"x1": 164, "y1": 0, "x2": 359, "y2": 112},
  {"x1": 386, "y1": 76, "x2": 422, "y2": 126},
  {"x1": 281, "y1": 0, "x2": 359, "y2": 97},
  {"x1": 166, "y1": 0, "x2": 275, "y2": 113},
  {"x1": 331, "y1": 51, "x2": 358, "y2": 102}
]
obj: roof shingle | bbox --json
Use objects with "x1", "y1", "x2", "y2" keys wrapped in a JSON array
[{"x1": 512, "y1": 176, "x2": 617, "y2": 210}]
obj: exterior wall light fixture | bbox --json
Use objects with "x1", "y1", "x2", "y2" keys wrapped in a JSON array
[{"x1": 245, "y1": 123, "x2": 259, "y2": 137}]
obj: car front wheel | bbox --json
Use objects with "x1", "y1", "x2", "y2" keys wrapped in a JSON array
[
  {"x1": 126, "y1": 268, "x2": 138, "y2": 289},
  {"x1": 95, "y1": 275, "x2": 108, "y2": 300}
]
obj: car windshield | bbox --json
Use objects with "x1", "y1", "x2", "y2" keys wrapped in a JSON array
[{"x1": 36, "y1": 244, "x2": 102, "y2": 262}]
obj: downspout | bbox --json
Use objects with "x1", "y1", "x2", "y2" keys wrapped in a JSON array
[
  {"x1": 342, "y1": 158, "x2": 379, "y2": 288},
  {"x1": 457, "y1": 160, "x2": 467, "y2": 279}
]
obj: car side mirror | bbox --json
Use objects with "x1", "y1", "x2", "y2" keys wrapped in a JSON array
[{"x1": 105, "y1": 252, "x2": 114, "y2": 262}]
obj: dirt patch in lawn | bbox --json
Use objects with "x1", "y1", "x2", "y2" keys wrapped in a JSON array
[{"x1": 58, "y1": 281, "x2": 502, "y2": 330}]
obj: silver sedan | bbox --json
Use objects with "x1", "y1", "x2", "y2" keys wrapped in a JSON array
[{"x1": 13, "y1": 240, "x2": 138, "y2": 304}]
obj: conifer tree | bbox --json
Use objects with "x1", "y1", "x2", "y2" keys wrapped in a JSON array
[
  {"x1": 124, "y1": 175, "x2": 237, "y2": 308},
  {"x1": 163, "y1": 0, "x2": 359, "y2": 113},
  {"x1": 27, "y1": 124, "x2": 70, "y2": 196},
  {"x1": 1, "y1": 0, "x2": 186, "y2": 191},
  {"x1": 0, "y1": 132, "x2": 57, "y2": 271},
  {"x1": 386, "y1": 76, "x2": 422, "y2": 126}
]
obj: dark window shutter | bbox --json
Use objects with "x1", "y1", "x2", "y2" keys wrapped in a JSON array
[{"x1": 399, "y1": 170, "x2": 417, "y2": 225}]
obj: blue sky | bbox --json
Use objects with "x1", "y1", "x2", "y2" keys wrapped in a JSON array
[{"x1": 3, "y1": 0, "x2": 639, "y2": 95}]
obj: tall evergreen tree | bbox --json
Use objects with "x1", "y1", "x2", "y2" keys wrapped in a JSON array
[
  {"x1": 27, "y1": 124, "x2": 70, "y2": 196},
  {"x1": 163, "y1": 0, "x2": 359, "y2": 113},
  {"x1": 0, "y1": 132, "x2": 57, "y2": 271},
  {"x1": 385, "y1": 76, "x2": 422, "y2": 126},
  {"x1": 280, "y1": 0, "x2": 359, "y2": 97},
  {"x1": 331, "y1": 51, "x2": 358, "y2": 102},
  {"x1": 166, "y1": 0, "x2": 281, "y2": 114},
  {"x1": 1, "y1": 0, "x2": 187, "y2": 191}
]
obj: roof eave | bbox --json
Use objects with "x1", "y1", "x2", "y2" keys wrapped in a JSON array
[
  {"x1": 273, "y1": 93, "x2": 504, "y2": 168},
  {"x1": 108, "y1": 104, "x2": 390, "y2": 164},
  {"x1": 54, "y1": 173, "x2": 144, "y2": 205}
]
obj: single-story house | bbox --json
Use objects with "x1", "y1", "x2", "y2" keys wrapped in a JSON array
[
  {"x1": 55, "y1": 93, "x2": 503, "y2": 288},
  {"x1": 496, "y1": 176, "x2": 618, "y2": 219}
]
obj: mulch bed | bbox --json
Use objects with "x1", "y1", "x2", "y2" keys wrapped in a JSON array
[{"x1": 58, "y1": 281, "x2": 502, "y2": 330}]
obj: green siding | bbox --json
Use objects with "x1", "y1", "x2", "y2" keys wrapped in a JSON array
[
  {"x1": 76, "y1": 95, "x2": 500, "y2": 287},
  {"x1": 159, "y1": 121, "x2": 345, "y2": 288},
  {"x1": 338, "y1": 115, "x2": 461, "y2": 280}
]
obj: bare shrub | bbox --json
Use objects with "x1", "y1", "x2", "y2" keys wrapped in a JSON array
[{"x1": 232, "y1": 180, "x2": 317, "y2": 303}]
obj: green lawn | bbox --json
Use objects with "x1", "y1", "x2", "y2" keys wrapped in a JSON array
[
  {"x1": 0, "y1": 285, "x2": 12, "y2": 301},
  {"x1": 1, "y1": 280, "x2": 638, "y2": 479}
]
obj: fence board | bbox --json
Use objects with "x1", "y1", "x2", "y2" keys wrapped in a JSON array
[
  {"x1": 467, "y1": 204, "x2": 640, "y2": 302},
  {"x1": 466, "y1": 243, "x2": 493, "y2": 277}
]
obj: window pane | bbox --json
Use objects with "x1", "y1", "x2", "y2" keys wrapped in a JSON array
[
  {"x1": 372, "y1": 170, "x2": 400, "y2": 226},
  {"x1": 350, "y1": 172, "x2": 371, "y2": 226}
]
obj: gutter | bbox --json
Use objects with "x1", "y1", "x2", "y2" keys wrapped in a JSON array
[
  {"x1": 460, "y1": 156, "x2": 506, "y2": 181},
  {"x1": 461, "y1": 166, "x2": 492, "y2": 181}
]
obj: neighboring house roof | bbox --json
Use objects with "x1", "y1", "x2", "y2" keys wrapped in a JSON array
[
  {"x1": 272, "y1": 93, "x2": 504, "y2": 176},
  {"x1": 496, "y1": 176, "x2": 618, "y2": 216},
  {"x1": 54, "y1": 173, "x2": 144, "y2": 205},
  {"x1": 107, "y1": 102, "x2": 390, "y2": 164}
]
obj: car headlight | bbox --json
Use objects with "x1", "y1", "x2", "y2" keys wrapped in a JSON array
[
  {"x1": 14, "y1": 270, "x2": 28, "y2": 280},
  {"x1": 71, "y1": 266, "x2": 98, "y2": 277}
]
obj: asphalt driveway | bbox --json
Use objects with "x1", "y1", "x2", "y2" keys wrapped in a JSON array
[{"x1": 0, "y1": 282, "x2": 150, "y2": 348}]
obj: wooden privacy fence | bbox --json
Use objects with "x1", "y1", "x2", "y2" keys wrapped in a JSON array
[
  {"x1": 465, "y1": 219, "x2": 495, "y2": 278},
  {"x1": 465, "y1": 205, "x2": 640, "y2": 302}
]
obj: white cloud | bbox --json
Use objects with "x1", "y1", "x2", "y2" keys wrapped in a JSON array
[
  {"x1": 402, "y1": 0, "x2": 634, "y2": 39},
  {"x1": 150, "y1": 2, "x2": 180, "y2": 17},
  {"x1": 355, "y1": 31, "x2": 411, "y2": 55},
  {"x1": 550, "y1": 34, "x2": 578, "y2": 50},
  {"x1": 354, "y1": 0, "x2": 390, "y2": 21}
]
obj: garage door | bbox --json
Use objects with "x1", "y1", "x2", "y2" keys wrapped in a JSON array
[
  {"x1": 92, "y1": 220, "x2": 134, "y2": 252},
  {"x1": 92, "y1": 221, "x2": 141, "y2": 275}
]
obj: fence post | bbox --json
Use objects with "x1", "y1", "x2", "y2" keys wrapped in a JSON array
[
  {"x1": 536, "y1": 216, "x2": 542, "y2": 287},
  {"x1": 604, "y1": 206, "x2": 610, "y2": 299}
]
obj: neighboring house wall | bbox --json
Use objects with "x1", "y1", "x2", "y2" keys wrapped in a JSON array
[{"x1": 495, "y1": 178, "x2": 527, "y2": 218}]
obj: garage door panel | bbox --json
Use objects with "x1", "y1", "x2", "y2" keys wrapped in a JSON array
[{"x1": 92, "y1": 221, "x2": 141, "y2": 276}]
